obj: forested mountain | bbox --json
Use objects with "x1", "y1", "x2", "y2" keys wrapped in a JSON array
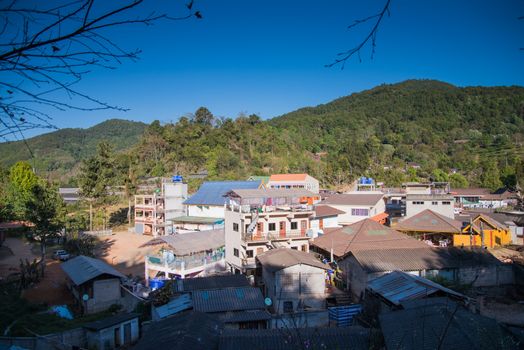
[
  {"x1": 1, "y1": 80, "x2": 523, "y2": 189},
  {"x1": 0, "y1": 119, "x2": 146, "y2": 182}
]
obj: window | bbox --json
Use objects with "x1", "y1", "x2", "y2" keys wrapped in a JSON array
[
  {"x1": 233, "y1": 248, "x2": 239, "y2": 257},
  {"x1": 246, "y1": 250, "x2": 253, "y2": 258},
  {"x1": 442, "y1": 201, "x2": 451, "y2": 205},
  {"x1": 269, "y1": 223, "x2": 276, "y2": 231},
  {"x1": 233, "y1": 223, "x2": 239, "y2": 232},
  {"x1": 256, "y1": 247, "x2": 264, "y2": 255},
  {"x1": 291, "y1": 222, "x2": 298, "y2": 230},
  {"x1": 301, "y1": 245, "x2": 308, "y2": 252},
  {"x1": 283, "y1": 301, "x2": 293, "y2": 313},
  {"x1": 351, "y1": 208, "x2": 369, "y2": 216},
  {"x1": 291, "y1": 246, "x2": 298, "y2": 250},
  {"x1": 413, "y1": 201, "x2": 425, "y2": 205},
  {"x1": 432, "y1": 201, "x2": 438, "y2": 205}
]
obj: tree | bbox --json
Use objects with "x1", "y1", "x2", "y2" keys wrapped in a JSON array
[
  {"x1": 7, "y1": 161, "x2": 39, "y2": 218},
  {"x1": 78, "y1": 141, "x2": 116, "y2": 230},
  {"x1": 0, "y1": 0, "x2": 201, "y2": 141},
  {"x1": 449, "y1": 173, "x2": 469, "y2": 189},
  {"x1": 193, "y1": 107, "x2": 214, "y2": 126},
  {"x1": 480, "y1": 159, "x2": 503, "y2": 191},
  {"x1": 25, "y1": 181, "x2": 65, "y2": 276}
]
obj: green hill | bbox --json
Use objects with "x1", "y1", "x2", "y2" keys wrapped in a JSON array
[{"x1": 0, "y1": 119, "x2": 147, "y2": 181}]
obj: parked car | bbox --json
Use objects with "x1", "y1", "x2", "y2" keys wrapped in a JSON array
[{"x1": 53, "y1": 250, "x2": 70, "y2": 261}]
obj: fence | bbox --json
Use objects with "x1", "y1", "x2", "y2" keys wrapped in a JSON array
[
  {"x1": 328, "y1": 304, "x2": 362, "y2": 327},
  {"x1": 82, "y1": 229, "x2": 113, "y2": 237}
]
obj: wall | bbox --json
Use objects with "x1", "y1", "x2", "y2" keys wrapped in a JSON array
[
  {"x1": 187, "y1": 204, "x2": 225, "y2": 218},
  {"x1": 164, "y1": 182, "x2": 188, "y2": 221},
  {"x1": 328, "y1": 200, "x2": 385, "y2": 225},
  {"x1": 0, "y1": 328, "x2": 86, "y2": 350},
  {"x1": 225, "y1": 209, "x2": 244, "y2": 271},
  {"x1": 270, "y1": 310, "x2": 329, "y2": 329},
  {"x1": 453, "y1": 229, "x2": 512, "y2": 248},
  {"x1": 86, "y1": 318, "x2": 139, "y2": 350},
  {"x1": 405, "y1": 199, "x2": 454, "y2": 219},
  {"x1": 264, "y1": 264, "x2": 327, "y2": 314}
]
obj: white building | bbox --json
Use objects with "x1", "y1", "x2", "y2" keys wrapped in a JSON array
[
  {"x1": 256, "y1": 248, "x2": 330, "y2": 314},
  {"x1": 320, "y1": 193, "x2": 386, "y2": 225},
  {"x1": 267, "y1": 174, "x2": 320, "y2": 194},
  {"x1": 224, "y1": 188, "x2": 321, "y2": 274},
  {"x1": 405, "y1": 194, "x2": 455, "y2": 220},
  {"x1": 309, "y1": 205, "x2": 344, "y2": 237}
]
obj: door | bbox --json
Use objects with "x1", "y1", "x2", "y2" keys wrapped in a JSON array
[
  {"x1": 256, "y1": 222, "x2": 263, "y2": 238},
  {"x1": 319, "y1": 218, "x2": 324, "y2": 230},
  {"x1": 123, "y1": 323, "x2": 131, "y2": 345},
  {"x1": 279, "y1": 221, "x2": 286, "y2": 238},
  {"x1": 114, "y1": 327, "x2": 121, "y2": 348},
  {"x1": 300, "y1": 220, "x2": 307, "y2": 236}
]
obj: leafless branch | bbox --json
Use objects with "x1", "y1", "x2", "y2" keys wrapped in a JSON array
[
  {"x1": 326, "y1": 0, "x2": 392, "y2": 69},
  {"x1": 0, "y1": 0, "x2": 202, "y2": 143}
]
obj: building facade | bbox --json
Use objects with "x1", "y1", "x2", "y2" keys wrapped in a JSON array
[
  {"x1": 320, "y1": 193, "x2": 386, "y2": 225},
  {"x1": 405, "y1": 194, "x2": 455, "y2": 220},
  {"x1": 267, "y1": 174, "x2": 320, "y2": 194}
]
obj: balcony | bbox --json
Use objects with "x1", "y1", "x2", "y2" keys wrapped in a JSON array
[
  {"x1": 226, "y1": 204, "x2": 313, "y2": 214},
  {"x1": 242, "y1": 230, "x2": 308, "y2": 242},
  {"x1": 147, "y1": 250, "x2": 225, "y2": 274}
]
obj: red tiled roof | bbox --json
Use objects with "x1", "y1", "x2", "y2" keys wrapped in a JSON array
[
  {"x1": 269, "y1": 174, "x2": 308, "y2": 182},
  {"x1": 314, "y1": 205, "x2": 345, "y2": 218},
  {"x1": 311, "y1": 219, "x2": 427, "y2": 259},
  {"x1": 395, "y1": 209, "x2": 463, "y2": 234}
]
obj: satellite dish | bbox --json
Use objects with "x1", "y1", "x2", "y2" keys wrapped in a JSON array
[
  {"x1": 82, "y1": 294, "x2": 89, "y2": 301},
  {"x1": 264, "y1": 297, "x2": 272, "y2": 307}
]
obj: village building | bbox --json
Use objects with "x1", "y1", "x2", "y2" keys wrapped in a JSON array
[
  {"x1": 267, "y1": 173, "x2": 320, "y2": 194},
  {"x1": 247, "y1": 175, "x2": 270, "y2": 185},
  {"x1": 309, "y1": 205, "x2": 344, "y2": 237},
  {"x1": 224, "y1": 188, "x2": 320, "y2": 274},
  {"x1": 183, "y1": 180, "x2": 262, "y2": 218},
  {"x1": 394, "y1": 209, "x2": 464, "y2": 246},
  {"x1": 320, "y1": 193, "x2": 386, "y2": 225},
  {"x1": 61, "y1": 256, "x2": 127, "y2": 314},
  {"x1": 404, "y1": 194, "x2": 455, "y2": 220},
  {"x1": 134, "y1": 177, "x2": 188, "y2": 236},
  {"x1": 256, "y1": 248, "x2": 330, "y2": 315},
  {"x1": 458, "y1": 214, "x2": 513, "y2": 247},
  {"x1": 83, "y1": 313, "x2": 140, "y2": 349},
  {"x1": 452, "y1": 187, "x2": 517, "y2": 209},
  {"x1": 144, "y1": 228, "x2": 225, "y2": 282}
]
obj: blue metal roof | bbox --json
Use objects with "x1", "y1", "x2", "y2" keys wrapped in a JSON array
[{"x1": 184, "y1": 181, "x2": 261, "y2": 206}]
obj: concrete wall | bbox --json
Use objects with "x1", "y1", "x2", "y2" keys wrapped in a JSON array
[
  {"x1": 328, "y1": 200, "x2": 386, "y2": 225},
  {"x1": 405, "y1": 198, "x2": 454, "y2": 219},
  {"x1": 164, "y1": 182, "x2": 188, "y2": 221},
  {"x1": 270, "y1": 310, "x2": 329, "y2": 329},
  {"x1": 86, "y1": 318, "x2": 139, "y2": 350},
  {"x1": 225, "y1": 209, "x2": 244, "y2": 271},
  {"x1": 263, "y1": 264, "x2": 327, "y2": 314},
  {"x1": 187, "y1": 204, "x2": 225, "y2": 218}
]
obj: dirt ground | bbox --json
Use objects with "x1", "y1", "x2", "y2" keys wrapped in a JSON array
[{"x1": 0, "y1": 237, "x2": 39, "y2": 278}]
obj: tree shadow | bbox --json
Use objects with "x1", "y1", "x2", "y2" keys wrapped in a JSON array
[{"x1": 109, "y1": 207, "x2": 129, "y2": 227}]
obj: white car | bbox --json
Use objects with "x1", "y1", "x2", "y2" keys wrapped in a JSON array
[{"x1": 53, "y1": 250, "x2": 70, "y2": 261}]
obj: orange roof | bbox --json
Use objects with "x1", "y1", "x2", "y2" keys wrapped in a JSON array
[
  {"x1": 371, "y1": 212, "x2": 389, "y2": 223},
  {"x1": 269, "y1": 174, "x2": 308, "y2": 182}
]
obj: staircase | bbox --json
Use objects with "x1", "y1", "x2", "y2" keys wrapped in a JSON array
[{"x1": 246, "y1": 211, "x2": 259, "y2": 236}]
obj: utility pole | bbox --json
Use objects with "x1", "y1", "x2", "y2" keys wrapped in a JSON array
[{"x1": 480, "y1": 221, "x2": 485, "y2": 249}]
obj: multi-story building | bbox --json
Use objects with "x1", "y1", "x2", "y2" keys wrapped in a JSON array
[
  {"x1": 405, "y1": 194, "x2": 455, "y2": 220},
  {"x1": 267, "y1": 174, "x2": 320, "y2": 194},
  {"x1": 224, "y1": 188, "x2": 320, "y2": 274},
  {"x1": 320, "y1": 193, "x2": 386, "y2": 225},
  {"x1": 134, "y1": 177, "x2": 188, "y2": 236}
]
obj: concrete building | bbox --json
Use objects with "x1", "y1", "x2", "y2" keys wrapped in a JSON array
[
  {"x1": 267, "y1": 174, "x2": 320, "y2": 194},
  {"x1": 61, "y1": 256, "x2": 126, "y2": 314},
  {"x1": 183, "y1": 180, "x2": 262, "y2": 218},
  {"x1": 309, "y1": 205, "x2": 344, "y2": 237},
  {"x1": 83, "y1": 313, "x2": 140, "y2": 349},
  {"x1": 144, "y1": 229, "x2": 225, "y2": 281},
  {"x1": 224, "y1": 188, "x2": 320, "y2": 274},
  {"x1": 256, "y1": 248, "x2": 330, "y2": 314},
  {"x1": 405, "y1": 194, "x2": 455, "y2": 220},
  {"x1": 134, "y1": 177, "x2": 188, "y2": 236},
  {"x1": 320, "y1": 193, "x2": 386, "y2": 225},
  {"x1": 452, "y1": 188, "x2": 517, "y2": 209}
]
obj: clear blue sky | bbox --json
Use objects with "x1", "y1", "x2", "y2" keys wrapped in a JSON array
[{"x1": 23, "y1": 0, "x2": 524, "y2": 136}]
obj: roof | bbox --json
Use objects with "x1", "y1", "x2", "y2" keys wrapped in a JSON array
[
  {"x1": 256, "y1": 248, "x2": 329, "y2": 272},
  {"x1": 367, "y1": 271, "x2": 465, "y2": 306},
  {"x1": 61, "y1": 255, "x2": 125, "y2": 286},
  {"x1": 143, "y1": 229, "x2": 224, "y2": 255},
  {"x1": 247, "y1": 175, "x2": 270, "y2": 183},
  {"x1": 395, "y1": 209, "x2": 463, "y2": 233},
  {"x1": 379, "y1": 298, "x2": 519, "y2": 350},
  {"x1": 311, "y1": 219, "x2": 428, "y2": 258},
  {"x1": 170, "y1": 216, "x2": 224, "y2": 225},
  {"x1": 350, "y1": 247, "x2": 502, "y2": 273},
  {"x1": 217, "y1": 310, "x2": 272, "y2": 323},
  {"x1": 218, "y1": 327, "x2": 371, "y2": 350},
  {"x1": 192, "y1": 286, "x2": 266, "y2": 313},
  {"x1": 133, "y1": 311, "x2": 222, "y2": 350},
  {"x1": 269, "y1": 173, "x2": 308, "y2": 182},
  {"x1": 83, "y1": 313, "x2": 139, "y2": 331},
  {"x1": 313, "y1": 205, "x2": 345, "y2": 218},
  {"x1": 321, "y1": 193, "x2": 384, "y2": 206},
  {"x1": 370, "y1": 212, "x2": 389, "y2": 222},
  {"x1": 406, "y1": 194, "x2": 454, "y2": 200},
  {"x1": 226, "y1": 188, "x2": 317, "y2": 199},
  {"x1": 176, "y1": 275, "x2": 250, "y2": 292},
  {"x1": 452, "y1": 187, "x2": 515, "y2": 200},
  {"x1": 184, "y1": 181, "x2": 261, "y2": 206}
]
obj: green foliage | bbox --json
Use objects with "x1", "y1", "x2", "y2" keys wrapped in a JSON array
[
  {"x1": 64, "y1": 233, "x2": 97, "y2": 257},
  {"x1": 78, "y1": 141, "x2": 116, "y2": 204},
  {"x1": 449, "y1": 173, "x2": 469, "y2": 188},
  {"x1": 480, "y1": 159, "x2": 503, "y2": 191}
]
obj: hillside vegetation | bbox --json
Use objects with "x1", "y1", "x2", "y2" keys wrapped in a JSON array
[{"x1": 1, "y1": 80, "x2": 523, "y2": 189}]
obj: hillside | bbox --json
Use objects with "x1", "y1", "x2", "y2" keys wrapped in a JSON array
[{"x1": 0, "y1": 119, "x2": 147, "y2": 181}]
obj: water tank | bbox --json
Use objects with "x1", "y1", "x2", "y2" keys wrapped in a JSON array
[
  {"x1": 359, "y1": 176, "x2": 365, "y2": 184},
  {"x1": 172, "y1": 175, "x2": 183, "y2": 182},
  {"x1": 149, "y1": 278, "x2": 166, "y2": 291}
]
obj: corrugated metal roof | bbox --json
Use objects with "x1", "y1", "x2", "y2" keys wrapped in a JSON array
[
  {"x1": 227, "y1": 188, "x2": 316, "y2": 199},
  {"x1": 144, "y1": 229, "x2": 224, "y2": 255},
  {"x1": 184, "y1": 181, "x2": 261, "y2": 206},
  {"x1": 395, "y1": 209, "x2": 463, "y2": 233},
  {"x1": 321, "y1": 193, "x2": 384, "y2": 206},
  {"x1": 218, "y1": 327, "x2": 371, "y2": 350},
  {"x1": 177, "y1": 275, "x2": 250, "y2": 292},
  {"x1": 314, "y1": 205, "x2": 345, "y2": 218},
  {"x1": 269, "y1": 173, "x2": 308, "y2": 182},
  {"x1": 256, "y1": 248, "x2": 329, "y2": 272},
  {"x1": 192, "y1": 286, "x2": 265, "y2": 313},
  {"x1": 311, "y1": 219, "x2": 428, "y2": 258},
  {"x1": 367, "y1": 271, "x2": 465, "y2": 306},
  {"x1": 60, "y1": 255, "x2": 125, "y2": 286},
  {"x1": 218, "y1": 310, "x2": 272, "y2": 323},
  {"x1": 170, "y1": 216, "x2": 224, "y2": 224},
  {"x1": 351, "y1": 247, "x2": 502, "y2": 273}
]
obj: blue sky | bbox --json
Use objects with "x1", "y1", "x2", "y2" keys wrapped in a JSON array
[{"x1": 17, "y1": 0, "x2": 524, "y2": 136}]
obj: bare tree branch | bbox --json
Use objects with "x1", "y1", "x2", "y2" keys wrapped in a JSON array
[{"x1": 326, "y1": 0, "x2": 392, "y2": 69}]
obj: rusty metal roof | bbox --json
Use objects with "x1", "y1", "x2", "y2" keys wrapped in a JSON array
[
  {"x1": 313, "y1": 205, "x2": 345, "y2": 218},
  {"x1": 395, "y1": 209, "x2": 463, "y2": 233},
  {"x1": 256, "y1": 248, "x2": 329, "y2": 272},
  {"x1": 192, "y1": 286, "x2": 265, "y2": 313}
]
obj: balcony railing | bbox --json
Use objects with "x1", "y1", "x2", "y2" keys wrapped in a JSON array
[
  {"x1": 242, "y1": 231, "x2": 308, "y2": 242},
  {"x1": 226, "y1": 204, "x2": 313, "y2": 214},
  {"x1": 147, "y1": 251, "x2": 225, "y2": 272}
]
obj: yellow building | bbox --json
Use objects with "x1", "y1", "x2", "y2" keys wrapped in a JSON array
[{"x1": 456, "y1": 214, "x2": 512, "y2": 248}]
